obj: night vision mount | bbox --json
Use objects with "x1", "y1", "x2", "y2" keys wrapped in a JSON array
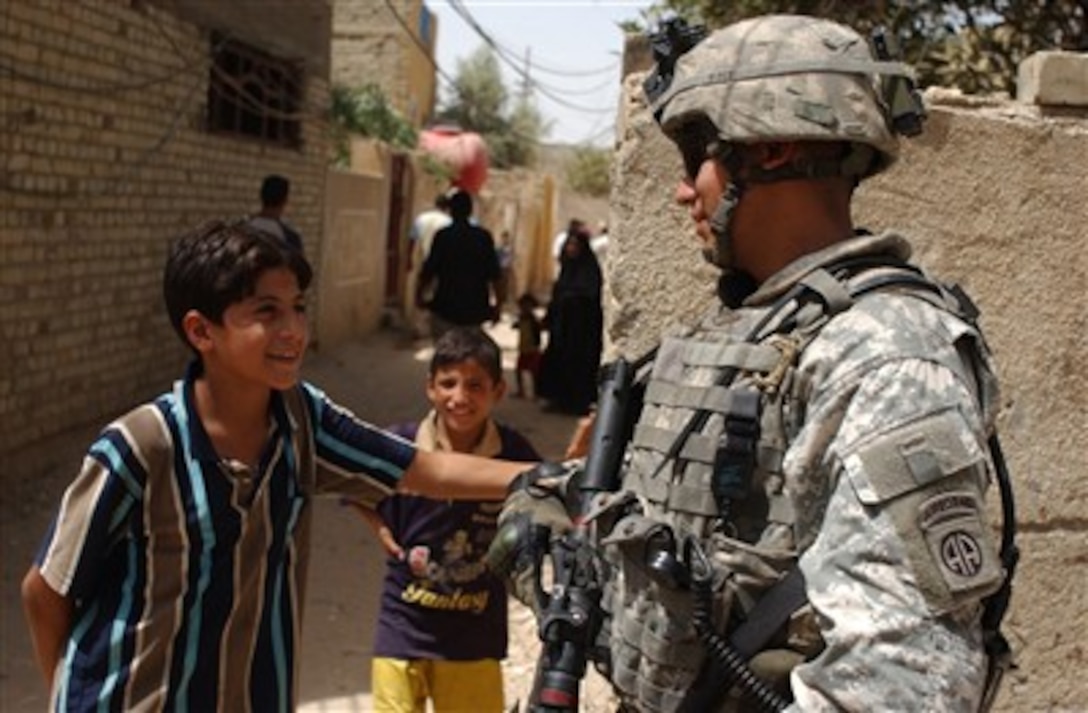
[
  {"x1": 869, "y1": 26, "x2": 927, "y2": 137},
  {"x1": 642, "y1": 17, "x2": 708, "y2": 116}
]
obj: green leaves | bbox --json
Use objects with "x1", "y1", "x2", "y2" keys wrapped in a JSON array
[
  {"x1": 329, "y1": 84, "x2": 418, "y2": 166},
  {"x1": 565, "y1": 146, "x2": 612, "y2": 198},
  {"x1": 435, "y1": 47, "x2": 545, "y2": 169}
]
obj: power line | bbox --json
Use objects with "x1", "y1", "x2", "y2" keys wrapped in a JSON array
[
  {"x1": 0, "y1": 2, "x2": 213, "y2": 96},
  {"x1": 0, "y1": 54, "x2": 188, "y2": 94},
  {"x1": 439, "y1": 2, "x2": 622, "y2": 79},
  {"x1": 0, "y1": 57, "x2": 208, "y2": 199},
  {"x1": 531, "y1": 72, "x2": 618, "y2": 98},
  {"x1": 446, "y1": 0, "x2": 616, "y2": 112},
  {"x1": 2, "y1": 11, "x2": 333, "y2": 200},
  {"x1": 446, "y1": 0, "x2": 618, "y2": 115}
]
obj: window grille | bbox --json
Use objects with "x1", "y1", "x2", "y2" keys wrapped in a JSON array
[{"x1": 206, "y1": 34, "x2": 303, "y2": 148}]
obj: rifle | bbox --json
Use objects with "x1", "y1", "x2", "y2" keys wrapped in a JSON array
[
  {"x1": 526, "y1": 357, "x2": 635, "y2": 712},
  {"x1": 520, "y1": 352, "x2": 792, "y2": 713}
]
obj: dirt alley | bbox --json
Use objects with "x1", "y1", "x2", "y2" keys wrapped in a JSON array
[{"x1": 0, "y1": 321, "x2": 617, "y2": 712}]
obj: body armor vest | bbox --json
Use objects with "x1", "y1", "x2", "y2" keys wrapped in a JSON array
[{"x1": 590, "y1": 235, "x2": 1006, "y2": 713}]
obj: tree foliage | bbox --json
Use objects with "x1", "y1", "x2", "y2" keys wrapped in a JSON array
[
  {"x1": 329, "y1": 83, "x2": 417, "y2": 166},
  {"x1": 565, "y1": 146, "x2": 612, "y2": 197},
  {"x1": 652, "y1": 1, "x2": 1087, "y2": 95},
  {"x1": 435, "y1": 46, "x2": 545, "y2": 169},
  {"x1": 500, "y1": 95, "x2": 547, "y2": 167}
]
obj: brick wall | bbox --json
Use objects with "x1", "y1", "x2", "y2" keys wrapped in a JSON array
[
  {"x1": 0, "y1": 0, "x2": 331, "y2": 456},
  {"x1": 332, "y1": 0, "x2": 437, "y2": 128}
]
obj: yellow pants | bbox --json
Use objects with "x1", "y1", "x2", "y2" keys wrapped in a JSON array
[{"x1": 371, "y1": 657, "x2": 504, "y2": 713}]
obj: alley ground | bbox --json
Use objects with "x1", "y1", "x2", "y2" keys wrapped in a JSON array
[{"x1": 0, "y1": 320, "x2": 616, "y2": 712}]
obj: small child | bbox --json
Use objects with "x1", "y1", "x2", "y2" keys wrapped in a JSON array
[
  {"x1": 345, "y1": 327, "x2": 539, "y2": 713},
  {"x1": 20, "y1": 221, "x2": 529, "y2": 712},
  {"x1": 512, "y1": 293, "x2": 543, "y2": 399}
]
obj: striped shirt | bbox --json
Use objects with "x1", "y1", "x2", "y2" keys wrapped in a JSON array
[{"x1": 34, "y1": 367, "x2": 416, "y2": 712}]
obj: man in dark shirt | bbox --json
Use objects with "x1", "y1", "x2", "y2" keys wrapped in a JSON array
[
  {"x1": 417, "y1": 190, "x2": 502, "y2": 340},
  {"x1": 248, "y1": 174, "x2": 303, "y2": 253}
]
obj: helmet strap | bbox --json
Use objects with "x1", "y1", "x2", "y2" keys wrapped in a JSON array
[
  {"x1": 708, "y1": 180, "x2": 741, "y2": 240},
  {"x1": 706, "y1": 179, "x2": 742, "y2": 268},
  {"x1": 705, "y1": 146, "x2": 747, "y2": 271},
  {"x1": 707, "y1": 179, "x2": 760, "y2": 308}
]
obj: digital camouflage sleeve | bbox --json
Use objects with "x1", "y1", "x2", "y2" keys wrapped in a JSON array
[{"x1": 785, "y1": 289, "x2": 1003, "y2": 711}]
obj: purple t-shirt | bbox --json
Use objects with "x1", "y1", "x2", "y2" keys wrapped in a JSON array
[{"x1": 372, "y1": 422, "x2": 539, "y2": 661}]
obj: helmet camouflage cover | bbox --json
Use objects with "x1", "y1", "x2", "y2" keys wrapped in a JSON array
[{"x1": 653, "y1": 14, "x2": 918, "y2": 179}]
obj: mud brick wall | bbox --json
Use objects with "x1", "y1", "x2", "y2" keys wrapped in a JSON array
[{"x1": 0, "y1": 0, "x2": 331, "y2": 457}]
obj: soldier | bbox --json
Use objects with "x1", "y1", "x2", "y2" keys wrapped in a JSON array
[{"x1": 490, "y1": 14, "x2": 1016, "y2": 713}]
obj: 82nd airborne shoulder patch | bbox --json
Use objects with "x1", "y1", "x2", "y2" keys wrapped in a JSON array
[{"x1": 918, "y1": 490, "x2": 1001, "y2": 598}]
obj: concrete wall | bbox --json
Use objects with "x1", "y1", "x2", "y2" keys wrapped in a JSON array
[
  {"x1": 609, "y1": 58, "x2": 1088, "y2": 708},
  {"x1": 0, "y1": 0, "x2": 332, "y2": 459},
  {"x1": 317, "y1": 169, "x2": 389, "y2": 350},
  {"x1": 475, "y1": 169, "x2": 558, "y2": 304},
  {"x1": 608, "y1": 72, "x2": 720, "y2": 357},
  {"x1": 856, "y1": 92, "x2": 1088, "y2": 710}
]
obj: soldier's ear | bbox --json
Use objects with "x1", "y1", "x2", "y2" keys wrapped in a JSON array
[{"x1": 754, "y1": 142, "x2": 800, "y2": 170}]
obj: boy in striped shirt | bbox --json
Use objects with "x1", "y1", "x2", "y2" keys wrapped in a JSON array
[{"x1": 21, "y1": 221, "x2": 531, "y2": 712}]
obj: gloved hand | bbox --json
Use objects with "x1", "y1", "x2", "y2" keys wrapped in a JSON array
[{"x1": 486, "y1": 461, "x2": 582, "y2": 608}]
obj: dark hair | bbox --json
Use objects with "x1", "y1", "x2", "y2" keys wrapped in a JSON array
[
  {"x1": 163, "y1": 220, "x2": 313, "y2": 352},
  {"x1": 260, "y1": 174, "x2": 290, "y2": 207},
  {"x1": 447, "y1": 189, "x2": 473, "y2": 220},
  {"x1": 430, "y1": 327, "x2": 503, "y2": 383},
  {"x1": 435, "y1": 193, "x2": 451, "y2": 210},
  {"x1": 517, "y1": 293, "x2": 538, "y2": 309}
]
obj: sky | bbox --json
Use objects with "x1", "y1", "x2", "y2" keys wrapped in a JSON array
[{"x1": 426, "y1": 1, "x2": 657, "y2": 147}]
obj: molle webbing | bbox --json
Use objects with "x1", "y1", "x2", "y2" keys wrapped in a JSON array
[
  {"x1": 628, "y1": 259, "x2": 967, "y2": 536},
  {"x1": 680, "y1": 342, "x2": 785, "y2": 371},
  {"x1": 605, "y1": 256, "x2": 1014, "y2": 713},
  {"x1": 658, "y1": 260, "x2": 954, "y2": 486},
  {"x1": 634, "y1": 385, "x2": 786, "y2": 478},
  {"x1": 644, "y1": 381, "x2": 735, "y2": 412},
  {"x1": 635, "y1": 424, "x2": 717, "y2": 463}
]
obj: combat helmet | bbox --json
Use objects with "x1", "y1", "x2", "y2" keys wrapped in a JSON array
[{"x1": 646, "y1": 14, "x2": 925, "y2": 181}]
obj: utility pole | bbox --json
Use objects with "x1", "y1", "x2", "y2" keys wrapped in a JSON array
[{"x1": 521, "y1": 46, "x2": 533, "y2": 102}]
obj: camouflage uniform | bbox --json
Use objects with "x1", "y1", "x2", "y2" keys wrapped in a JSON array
[
  {"x1": 493, "y1": 15, "x2": 1012, "y2": 712},
  {"x1": 597, "y1": 231, "x2": 1003, "y2": 712}
]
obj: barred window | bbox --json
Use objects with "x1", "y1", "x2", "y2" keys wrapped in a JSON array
[{"x1": 207, "y1": 34, "x2": 302, "y2": 148}]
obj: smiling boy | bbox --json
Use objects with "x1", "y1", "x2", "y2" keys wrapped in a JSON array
[
  {"x1": 345, "y1": 327, "x2": 539, "y2": 713},
  {"x1": 20, "y1": 221, "x2": 530, "y2": 712}
]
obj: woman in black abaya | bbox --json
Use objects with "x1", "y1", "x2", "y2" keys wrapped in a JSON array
[{"x1": 537, "y1": 228, "x2": 603, "y2": 415}]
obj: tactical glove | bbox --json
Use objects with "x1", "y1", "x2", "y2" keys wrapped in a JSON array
[{"x1": 485, "y1": 461, "x2": 582, "y2": 608}]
